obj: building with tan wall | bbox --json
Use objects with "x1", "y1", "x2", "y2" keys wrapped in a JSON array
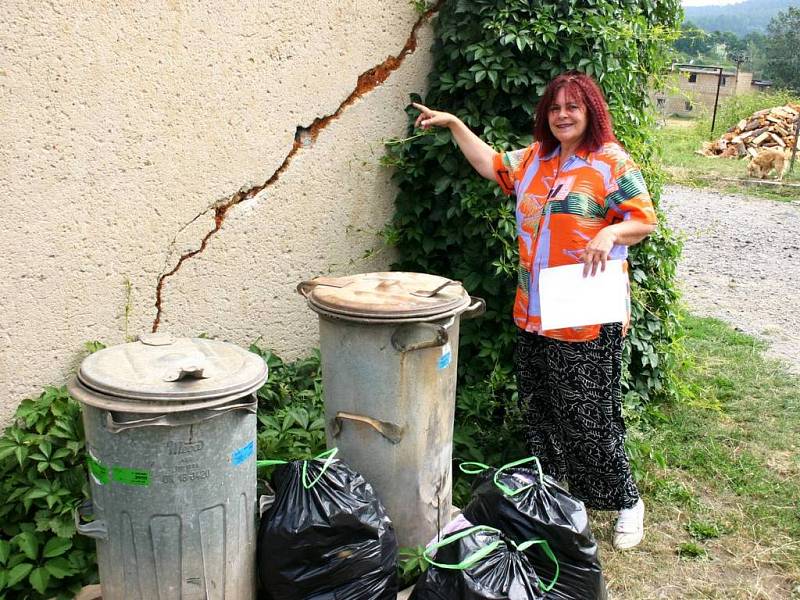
[
  {"x1": 653, "y1": 65, "x2": 764, "y2": 118},
  {"x1": 0, "y1": 2, "x2": 437, "y2": 427}
]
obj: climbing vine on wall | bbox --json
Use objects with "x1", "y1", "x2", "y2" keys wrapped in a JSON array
[{"x1": 385, "y1": 0, "x2": 684, "y2": 423}]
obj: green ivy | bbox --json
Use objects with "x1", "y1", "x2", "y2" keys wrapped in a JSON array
[
  {"x1": 0, "y1": 387, "x2": 97, "y2": 600},
  {"x1": 385, "y1": 0, "x2": 684, "y2": 430},
  {"x1": 397, "y1": 544, "x2": 429, "y2": 589},
  {"x1": 248, "y1": 345, "x2": 327, "y2": 464}
]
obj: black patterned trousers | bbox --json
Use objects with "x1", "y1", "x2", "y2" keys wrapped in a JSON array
[{"x1": 515, "y1": 323, "x2": 639, "y2": 510}]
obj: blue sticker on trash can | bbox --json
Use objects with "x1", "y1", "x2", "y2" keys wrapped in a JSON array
[
  {"x1": 438, "y1": 343, "x2": 452, "y2": 370},
  {"x1": 231, "y1": 441, "x2": 255, "y2": 466}
]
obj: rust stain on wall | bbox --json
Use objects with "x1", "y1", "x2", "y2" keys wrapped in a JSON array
[{"x1": 152, "y1": 4, "x2": 441, "y2": 332}]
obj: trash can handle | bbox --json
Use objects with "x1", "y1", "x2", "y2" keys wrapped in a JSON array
[
  {"x1": 104, "y1": 397, "x2": 257, "y2": 433},
  {"x1": 331, "y1": 411, "x2": 405, "y2": 444},
  {"x1": 391, "y1": 320, "x2": 451, "y2": 353},
  {"x1": 162, "y1": 364, "x2": 209, "y2": 382},
  {"x1": 461, "y1": 297, "x2": 486, "y2": 320},
  {"x1": 74, "y1": 500, "x2": 107, "y2": 540}
]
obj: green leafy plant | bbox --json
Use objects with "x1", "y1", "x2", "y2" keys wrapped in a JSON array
[
  {"x1": 451, "y1": 365, "x2": 528, "y2": 506},
  {"x1": 249, "y1": 344, "x2": 327, "y2": 463},
  {"x1": 385, "y1": 1, "x2": 685, "y2": 462},
  {"x1": 686, "y1": 519, "x2": 723, "y2": 540},
  {"x1": 0, "y1": 387, "x2": 97, "y2": 599},
  {"x1": 409, "y1": 0, "x2": 433, "y2": 15},
  {"x1": 398, "y1": 545, "x2": 429, "y2": 589},
  {"x1": 677, "y1": 541, "x2": 708, "y2": 560},
  {"x1": 82, "y1": 341, "x2": 106, "y2": 355},
  {"x1": 624, "y1": 428, "x2": 667, "y2": 485}
]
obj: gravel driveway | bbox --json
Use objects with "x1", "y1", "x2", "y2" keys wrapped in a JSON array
[{"x1": 661, "y1": 184, "x2": 800, "y2": 374}]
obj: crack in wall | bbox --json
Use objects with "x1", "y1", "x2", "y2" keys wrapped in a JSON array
[
  {"x1": 159, "y1": 204, "x2": 217, "y2": 276},
  {"x1": 151, "y1": 4, "x2": 441, "y2": 332}
]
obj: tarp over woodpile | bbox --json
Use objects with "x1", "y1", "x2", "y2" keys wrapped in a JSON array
[{"x1": 698, "y1": 104, "x2": 799, "y2": 159}]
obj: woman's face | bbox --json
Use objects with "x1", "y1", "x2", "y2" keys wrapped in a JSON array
[{"x1": 547, "y1": 88, "x2": 588, "y2": 149}]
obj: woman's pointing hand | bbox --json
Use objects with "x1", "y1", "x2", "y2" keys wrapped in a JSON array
[{"x1": 412, "y1": 103, "x2": 456, "y2": 129}]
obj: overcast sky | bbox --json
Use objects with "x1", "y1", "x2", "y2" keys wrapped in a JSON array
[{"x1": 682, "y1": 0, "x2": 745, "y2": 5}]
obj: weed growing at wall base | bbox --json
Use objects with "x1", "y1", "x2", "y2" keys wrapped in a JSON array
[{"x1": 248, "y1": 344, "x2": 327, "y2": 466}]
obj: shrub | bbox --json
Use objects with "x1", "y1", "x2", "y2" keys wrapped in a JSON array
[{"x1": 0, "y1": 387, "x2": 97, "y2": 599}]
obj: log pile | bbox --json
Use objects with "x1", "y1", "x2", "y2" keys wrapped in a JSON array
[{"x1": 698, "y1": 104, "x2": 799, "y2": 159}]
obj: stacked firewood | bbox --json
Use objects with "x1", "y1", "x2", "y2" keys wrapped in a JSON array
[{"x1": 698, "y1": 104, "x2": 799, "y2": 159}]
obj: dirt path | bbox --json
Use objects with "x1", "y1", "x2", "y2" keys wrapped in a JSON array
[{"x1": 661, "y1": 184, "x2": 800, "y2": 374}]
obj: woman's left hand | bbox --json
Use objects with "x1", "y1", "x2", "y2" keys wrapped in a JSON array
[{"x1": 583, "y1": 227, "x2": 617, "y2": 277}]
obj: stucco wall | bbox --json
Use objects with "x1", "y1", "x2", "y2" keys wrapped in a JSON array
[{"x1": 0, "y1": 2, "x2": 436, "y2": 426}]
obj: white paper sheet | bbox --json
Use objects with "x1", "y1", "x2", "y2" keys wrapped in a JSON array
[{"x1": 539, "y1": 259, "x2": 627, "y2": 331}]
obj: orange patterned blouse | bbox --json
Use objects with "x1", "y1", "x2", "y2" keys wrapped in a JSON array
[{"x1": 493, "y1": 141, "x2": 657, "y2": 342}]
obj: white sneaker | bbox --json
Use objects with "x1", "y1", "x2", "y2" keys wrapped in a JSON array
[{"x1": 613, "y1": 498, "x2": 644, "y2": 550}]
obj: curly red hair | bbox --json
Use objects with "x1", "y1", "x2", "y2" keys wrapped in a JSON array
[{"x1": 534, "y1": 71, "x2": 617, "y2": 156}]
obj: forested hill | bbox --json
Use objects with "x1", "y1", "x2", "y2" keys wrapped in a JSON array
[{"x1": 684, "y1": 0, "x2": 796, "y2": 36}]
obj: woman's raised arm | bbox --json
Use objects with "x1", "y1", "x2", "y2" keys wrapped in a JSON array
[{"x1": 412, "y1": 103, "x2": 497, "y2": 182}]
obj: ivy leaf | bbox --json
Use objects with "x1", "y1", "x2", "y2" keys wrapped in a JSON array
[
  {"x1": 29, "y1": 566, "x2": 51, "y2": 594},
  {"x1": 52, "y1": 448, "x2": 71, "y2": 460},
  {"x1": 50, "y1": 517, "x2": 75, "y2": 538},
  {"x1": 24, "y1": 489, "x2": 49, "y2": 501},
  {"x1": 0, "y1": 443, "x2": 17, "y2": 461},
  {"x1": 14, "y1": 445, "x2": 29, "y2": 466},
  {"x1": 7, "y1": 563, "x2": 34, "y2": 587},
  {"x1": 44, "y1": 556, "x2": 75, "y2": 579},
  {"x1": 14, "y1": 531, "x2": 39, "y2": 561},
  {"x1": 0, "y1": 540, "x2": 9, "y2": 565},
  {"x1": 434, "y1": 176, "x2": 452, "y2": 195},
  {"x1": 42, "y1": 537, "x2": 72, "y2": 558},
  {"x1": 38, "y1": 441, "x2": 52, "y2": 459}
]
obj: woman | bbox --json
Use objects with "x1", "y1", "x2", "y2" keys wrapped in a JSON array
[{"x1": 413, "y1": 71, "x2": 656, "y2": 550}]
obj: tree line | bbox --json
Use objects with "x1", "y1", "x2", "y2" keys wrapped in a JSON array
[{"x1": 674, "y1": 6, "x2": 800, "y2": 92}]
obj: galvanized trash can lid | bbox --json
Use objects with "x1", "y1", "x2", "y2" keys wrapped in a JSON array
[
  {"x1": 298, "y1": 272, "x2": 470, "y2": 319},
  {"x1": 75, "y1": 333, "x2": 268, "y2": 403}
]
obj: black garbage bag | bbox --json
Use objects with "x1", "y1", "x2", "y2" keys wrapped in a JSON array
[
  {"x1": 462, "y1": 457, "x2": 607, "y2": 600},
  {"x1": 411, "y1": 525, "x2": 559, "y2": 600},
  {"x1": 257, "y1": 449, "x2": 398, "y2": 600}
]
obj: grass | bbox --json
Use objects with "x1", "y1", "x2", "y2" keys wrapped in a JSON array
[
  {"x1": 656, "y1": 118, "x2": 800, "y2": 201},
  {"x1": 595, "y1": 315, "x2": 800, "y2": 599}
]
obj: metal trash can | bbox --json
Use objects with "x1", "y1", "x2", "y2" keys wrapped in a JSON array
[
  {"x1": 297, "y1": 272, "x2": 484, "y2": 548},
  {"x1": 68, "y1": 333, "x2": 268, "y2": 600}
]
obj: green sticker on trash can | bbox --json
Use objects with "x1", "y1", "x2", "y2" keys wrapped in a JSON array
[
  {"x1": 87, "y1": 455, "x2": 110, "y2": 485},
  {"x1": 112, "y1": 466, "x2": 151, "y2": 487}
]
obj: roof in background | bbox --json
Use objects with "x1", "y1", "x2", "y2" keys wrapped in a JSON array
[{"x1": 673, "y1": 64, "x2": 739, "y2": 77}]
